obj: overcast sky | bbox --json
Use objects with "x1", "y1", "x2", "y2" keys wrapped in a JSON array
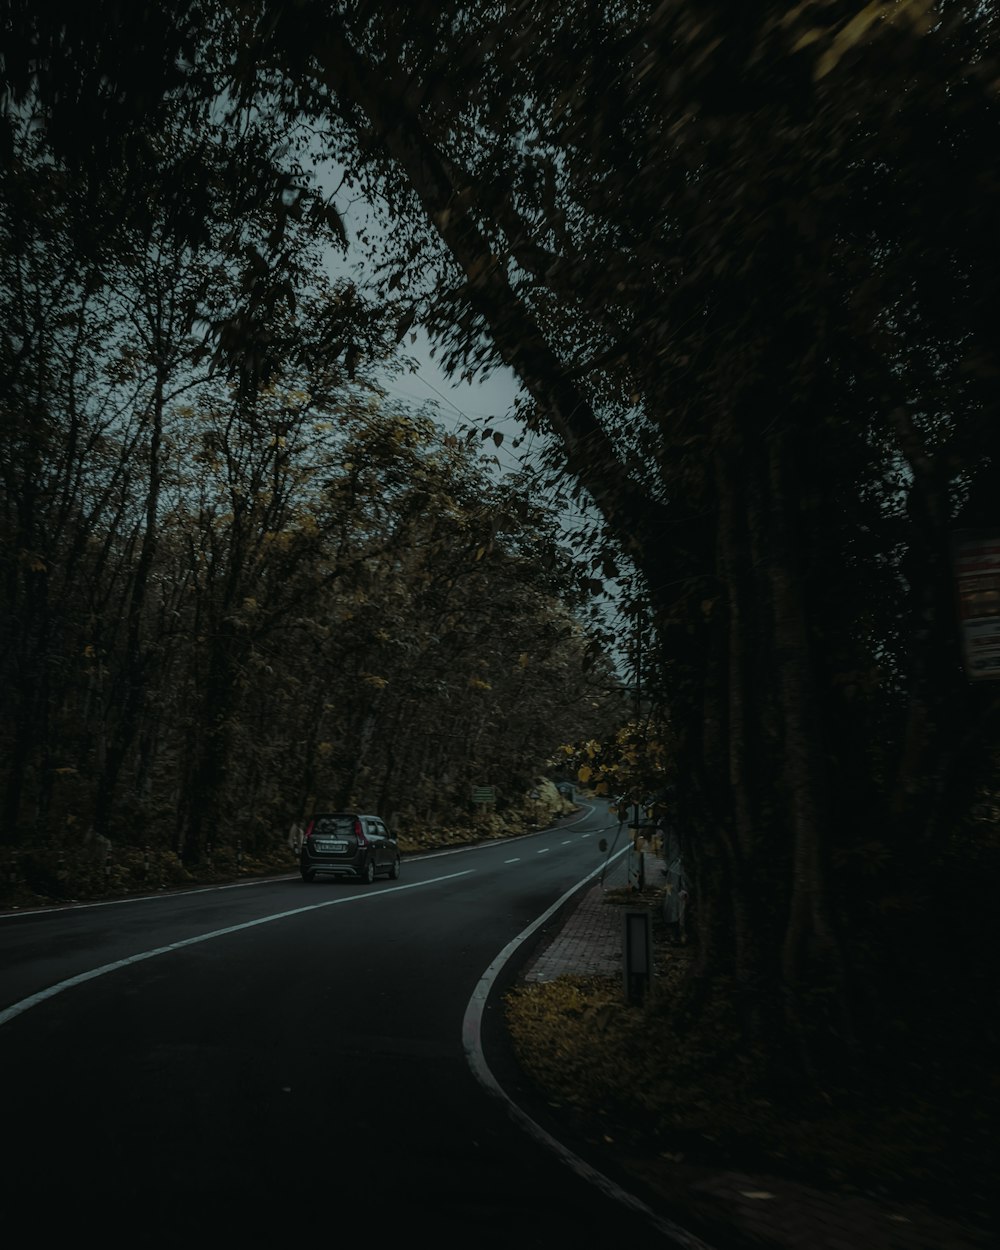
[
  {"x1": 312, "y1": 172, "x2": 533, "y2": 479},
  {"x1": 319, "y1": 160, "x2": 616, "y2": 619}
]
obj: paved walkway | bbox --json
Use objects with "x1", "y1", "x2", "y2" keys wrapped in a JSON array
[
  {"x1": 517, "y1": 850, "x2": 993, "y2": 1250},
  {"x1": 523, "y1": 847, "x2": 666, "y2": 983}
]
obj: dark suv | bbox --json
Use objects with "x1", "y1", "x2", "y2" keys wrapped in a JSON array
[{"x1": 299, "y1": 812, "x2": 400, "y2": 884}]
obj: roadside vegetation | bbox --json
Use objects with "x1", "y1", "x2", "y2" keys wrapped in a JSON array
[
  {"x1": 0, "y1": 111, "x2": 623, "y2": 865},
  {"x1": 3, "y1": 4, "x2": 999, "y2": 1235},
  {"x1": 504, "y1": 866, "x2": 997, "y2": 1238}
]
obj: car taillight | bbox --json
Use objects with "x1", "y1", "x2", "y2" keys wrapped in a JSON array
[{"x1": 354, "y1": 818, "x2": 367, "y2": 845}]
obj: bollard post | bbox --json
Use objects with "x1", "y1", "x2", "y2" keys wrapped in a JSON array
[{"x1": 622, "y1": 908, "x2": 652, "y2": 1004}]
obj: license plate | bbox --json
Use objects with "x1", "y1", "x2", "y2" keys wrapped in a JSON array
[{"x1": 316, "y1": 840, "x2": 347, "y2": 853}]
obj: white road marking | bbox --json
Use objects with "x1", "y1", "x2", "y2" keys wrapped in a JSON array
[
  {"x1": 0, "y1": 870, "x2": 472, "y2": 1027},
  {"x1": 462, "y1": 838, "x2": 714, "y2": 1248}
]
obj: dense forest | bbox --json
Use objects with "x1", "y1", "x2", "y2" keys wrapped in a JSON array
[
  {"x1": 3, "y1": 0, "x2": 999, "y2": 1107},
  {"x1": 0, "y1": 6, "x2": 626, "y2": 880}
]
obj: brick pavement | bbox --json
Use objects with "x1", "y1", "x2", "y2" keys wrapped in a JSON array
[
  {"x1": 522, "y1": 849, "x2": 654, "y2": 983},
  {"x1": 517, "y1": 849, "x2": 993, "y2": 1250}
]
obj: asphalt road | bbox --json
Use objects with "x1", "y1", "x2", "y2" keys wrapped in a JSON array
[{"x1": 0, "y1": 803, "x2": 682, "y2": 1245}]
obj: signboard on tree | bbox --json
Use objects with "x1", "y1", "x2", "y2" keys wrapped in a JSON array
[{"x1": 953, "y1": 529, "x2": 1000, "y2": 680}]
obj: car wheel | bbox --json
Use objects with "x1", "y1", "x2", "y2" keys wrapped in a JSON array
[
  {"x1": 300, "y1": 869, "x2": 315, "y2": 882},
  {"x1": 389, "y1": 856, "x2": 400, "y2": 880},
  {"x1": 362, "y1": 857, "x2": 376, "y2": 884}
]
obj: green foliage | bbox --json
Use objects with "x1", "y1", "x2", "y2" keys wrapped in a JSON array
[
  {"x1": 557, "y1": 721, "x2": 673, "y2": 801},
  {"x1": 0, "y1": 90, "x2": 620, "y2": 862},
  {"x1": 5, "y1": 0, "x2": 1000, "y2": 1100},
  {"x1": 289, "y1": 0, "x2": 1000, "y2": 1066}
]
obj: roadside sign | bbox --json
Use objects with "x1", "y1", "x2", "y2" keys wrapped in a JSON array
[
  {"x1": 954, "y1": 529, "x2": 1000, "y2": 680},
  {"x1": 471, "y1": 786, "x2": 495, "y2": 804}
]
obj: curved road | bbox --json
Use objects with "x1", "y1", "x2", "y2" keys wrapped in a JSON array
[{"x1": 0, "y1": 801, "x2": 695, "y2": 1245}]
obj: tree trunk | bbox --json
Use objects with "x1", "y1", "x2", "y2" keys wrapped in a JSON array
[
  {"x1": 175, "y1": 638, "x2": 239, "y2": 866},
  {"x1": 93, "y1": 365, "x2": 165, "y2": 838},
  {"x1": 714, "y1": 445, "x2": 771, "y2": 1049},
  {"x1": 764, "y1": 436, "x2": 857, "y2": 1061}
]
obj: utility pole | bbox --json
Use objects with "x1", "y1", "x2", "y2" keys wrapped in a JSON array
[
  {"x1": 632, "y1": 612, "x2": 643, "y2": 828},
  {"x1": 630, "y1": 613, "x2": 645, "y2": 890},
  {"x1": 633, "y1": 612, "x2": 643, "y2": 722}
]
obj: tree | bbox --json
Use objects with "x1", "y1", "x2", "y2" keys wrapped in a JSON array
[
  {"x1": 6, "y1": 0, "x2": 1000, "y2": 1081},
  {"x1": 234, "y1": 0, "x2": 1000, "y2": 1071}
]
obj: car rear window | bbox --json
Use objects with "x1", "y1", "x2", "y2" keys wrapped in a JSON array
[{"x1": 312, "y1": 815, "x2": 355, "y2": 835}]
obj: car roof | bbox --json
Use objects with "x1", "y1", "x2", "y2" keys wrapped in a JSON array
[{"x1": 312, "y1": 811, "x2": 382, "y2": 819}]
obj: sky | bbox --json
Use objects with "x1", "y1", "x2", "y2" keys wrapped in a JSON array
[
  {"x1": 318, "y1": 156, "x2": 620, "y2": 633},
  {"x1": 322, "y1": 184, "x2": 531, "y2": 475},
  {"x1": 377, "y1": 326, "x2": 529, "y2": 475}
]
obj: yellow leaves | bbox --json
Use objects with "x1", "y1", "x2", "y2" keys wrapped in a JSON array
[
  {"x1": 361, "y1": 674, "x2": 388, "y2": 688},
  {"x1": 242, "y1": 597, "x2": 258, "y2": 613},
  {"x1": 518, "y1": 652, "x2": 530, "y2": 668},
  {"x1": 560, "y1": 723, "x2": 674, "y2": 799},
  {"x1": 475, "y1": 546, "x2": 486, "y2": 561},
  {"x1": 82, "y1": 644, "x2": 96, "y2": 658},
  {"x1": 317, "y1": 741, "x2": 333, "y2": 758},
  {"x1": 815, "y1": 3, "x2": 882, "y2": 78},
  {"x1": 812, "y1": 0, "x2": 935, "y2": 81},
  {"x1": 790, "y1": 28, "x2": 824, "y2": 54},
  {"x1": 262, "y1": 529, "x2": 292, "y2": 550},
  {"x1": 468, "y1": 677, "x2": 493, "y2": 690},
  {"x1": 464, "y1": 253, "x2": 499, "y2": 286}
]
